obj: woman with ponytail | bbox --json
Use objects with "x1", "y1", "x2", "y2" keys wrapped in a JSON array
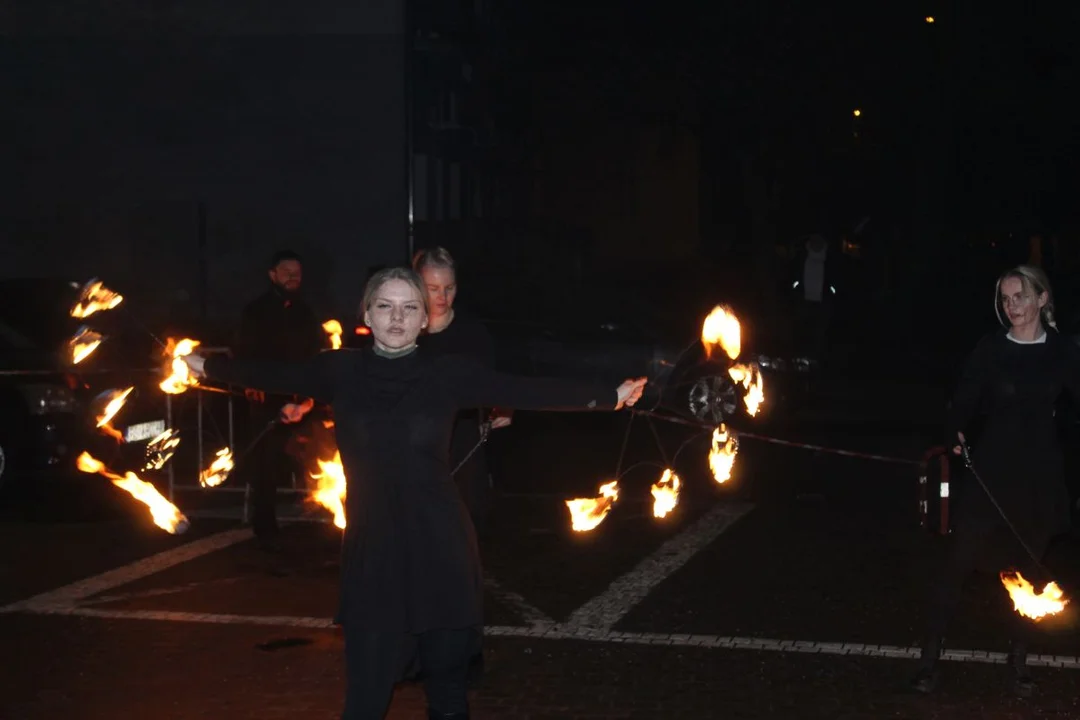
[{"x1": 911, "y1": 265, "x2": 1079, "y2": 697}]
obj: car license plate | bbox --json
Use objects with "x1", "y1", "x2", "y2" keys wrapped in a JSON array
[{"x1": 125, "y1": 420, "x2": 166, "y2": 443}]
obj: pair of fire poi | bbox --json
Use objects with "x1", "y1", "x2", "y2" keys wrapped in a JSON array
[{"x1": 65, "y1": 279, "x2": 1066, "y2": 622}]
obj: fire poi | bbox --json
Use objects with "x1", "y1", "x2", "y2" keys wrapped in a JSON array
[
  {"x1": 650, "y1": 469, "x2": 681, "y2": 518},
  {"x1": 160, "y1": 337, "x2": 201, "y2": 394},
  {"x1": 566, "y1": 480, "x2": 620, "y2": 532},
  {"x1": 728, "y1": 363, "x2": 765, "y2": 417},
  {"x1": 94, "y1": 387, "x2": 134, "y2": 442},
  {"x1": 310, "y1": 450, "x2": 348, "y2": 529},
  {"x1": 1000, "y1": 571, "x2": 1068, "y2": 621},
  {"x1": 70, "y1": 279, "x2": 123, "y2": 318},
  {"x1": 199, "y1": 448, "x2": 234, "y2": 488},
  {"x1": 323, "y1": 319, "x2": 343, "y2": 350},
  {"x1": 70, "y1": 326, "x2": 103, "y2": 365},
  {"x1": 144, "y1": 428, "x2": 181, "y2": 471},
  {"x1": 701, "y1": 305, "x2": 742, "y2": 361},
  {"x1": 76, "y1": 452, "x2": 189, "y2": 534},
  {"x1": 708, "y1": 424, "x2": 739, "y2": 483}
]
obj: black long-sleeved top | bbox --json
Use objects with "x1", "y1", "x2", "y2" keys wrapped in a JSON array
[
  {"x1": 946, "y1": 329, "x2": 1080, "y2": 542},
  {"x1": 236, "y1": 286, "x2": 326, "y2": 363},
  {"x1": 204, "y1": 347, "x2": 616, "y2": 632}
]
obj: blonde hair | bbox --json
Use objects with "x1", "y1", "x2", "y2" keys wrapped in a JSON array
[
  {"x1": 412, "y1": 246, "x2": 456, "y2": 276},
  {"x1": 360, "y1": 267, "x2": 429, "y2": 315},
  {"x1": 994, "y1": 264, "x2": 1057, "y2": 330}
]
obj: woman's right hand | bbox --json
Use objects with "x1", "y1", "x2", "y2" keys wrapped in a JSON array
[
  {"x1": 952, "y1": 431, "x2": 966, "y2": 456},
  {"x1": 615, "y1": 377, "x2": 647, "y2": 410},
  {"x1": 184, "y1": 352, "x2": 207, "y2": 379}
]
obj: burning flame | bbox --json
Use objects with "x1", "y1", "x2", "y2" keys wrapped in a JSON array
[
  {"x1": 323, "y1": 319, "x2": 343, "y2": 350},
  {"x1": 310, "y1": 450, "x2": 347, "y2": 529},
  {"x1": 702, "y1": 305, "x2": 742, "y2": 361},
  {"x1": 565, "y1": 480, "x2": 620, "y2": 532},
  {"x1": 160, "y1": 338, "x2": 201, "y2": 394},
  {"x1": 95, "y1": 387, "x2": 134, "y2": 442},
  {"x1": 76, "y1": 452, "x2": 189, "y2": 534},
  {"x1": 1000, "y1": 571, "x2": 1068, "y2": 621},
  {"x1": 70, "y1": 326, "x2": 103, "y2": 365},
  {"x1": 651, "y1": 469, "x2": 681, "y2": 518},
  {"x1": 728, "y1": 363, "x2": 765, "y2": 417},
  {"x1": 199, "y1": 448, "x2": 234, "y2": 488},
  {"x1": 144, "y1": 429, "x2": 181, "y2": 470},
  {"x1": 70, "y1": 279, "x2": 124, "y2": 319},
  {"x1": 709, "y1": 424, "x2": 739, "y2": 483}
]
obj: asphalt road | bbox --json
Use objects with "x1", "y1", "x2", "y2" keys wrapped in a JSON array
[{"x1": 2, "y1": 394, "x2": 1079, "y2": 719}]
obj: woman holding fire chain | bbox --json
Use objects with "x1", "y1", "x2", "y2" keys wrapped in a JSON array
[
  {"x1": 911, "y1": 265, "x2": 1079, "y2": 697},
  {"x1": 185, "y1": 267, "x2": 646, "y2": 720}
]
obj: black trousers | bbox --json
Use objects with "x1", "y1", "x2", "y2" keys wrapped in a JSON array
[
  {"x1": 342, "y1": 626, "x2": 477, "y2": 720},
  {"x1": 246, "y1": 403, "x2": 296, "y2": 541},
  {"x1": 925, "y1": 496, "x2": 1042, "y2": 645}
]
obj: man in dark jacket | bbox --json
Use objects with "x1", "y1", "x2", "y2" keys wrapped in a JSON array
[{"x1": 236, "y1": 250, "x2": 327, "y2": 551}]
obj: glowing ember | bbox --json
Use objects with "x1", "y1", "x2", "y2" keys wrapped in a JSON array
[
  {"x1": 144, "y1": 429, "x2": 181, "y2": 471},
  {"x1": 1000, "y1": 571, "x2": 1068, "y2": 621},
  {"x1": 199, "y1": 448, "x2": 234, "y2": 488},
  {"x1": 323, "y1": 319, "x2": 343, "y2": 350},
  {"x1": 565, "y1": 480, "x2": 620, "y2": 532},
  {"x1": 728, "y1": 362, "x2": 765, "y2": 417},
  {"x1": 160, "y1": 338, "x2": 201, "y2": 394},
  {"x1": 709, "y1": 424, "x2": 739, "y2": 483},
  {"x1": 94, "y1": 387, "x2": 134, "y2": 442},
  {"x1": 650, "y1": 468, "x2": 681, "y2": 518},
  {"x1": 310, "y1": 450, "x2": 347, "y2": 529},
  {"x1": 70, "y1": 326, "x2": 103, "y2": 365},
  {"x1": 70, "y1": 279, "x2": 124, "y2": 318},
  {"x1": 701, "y1": 305, "x2": 742, "y2": 361},
  {"x1": 75, "y1": 452, "x2": 189, "y2": 534}
]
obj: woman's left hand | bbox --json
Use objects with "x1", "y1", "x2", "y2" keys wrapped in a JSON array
[
  {"x1": 615, "y1": 377, "x2": 648, "y2": 410},
  {"x1": 489, "y1": 408, "x2": 513, "y2": 429}
]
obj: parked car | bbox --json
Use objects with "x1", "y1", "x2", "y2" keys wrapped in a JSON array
[{"x1": 0, "y1": 278, "x2": 172, "y2": 507}]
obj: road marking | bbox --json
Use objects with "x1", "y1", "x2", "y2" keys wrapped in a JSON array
[
  {"x1": 484, "y1": 577, "x2": 554, "y2": 626},
  {"x1": 0, "y1": 528, "x2": 251, "y2": 613},
  {"x1": 564, "y1": 502, "x2": 754, "y2": 630},
  {"x1": 16, "y1": 606, "x2": 1080, "y2": 670}
]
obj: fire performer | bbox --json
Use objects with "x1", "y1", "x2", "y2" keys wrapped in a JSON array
[
  {"x1": 912, "y1": 265, "x2": 1079, "y2": 697},
  {"x1": 412, "y1": 247, "x2": 510, "y2": 538},
  {"x1": 186, "y1": 267, "x2": 646, "y2": 720},
  {"x1": 235, "y1": 249, "x2": 328, "y2": 552}
]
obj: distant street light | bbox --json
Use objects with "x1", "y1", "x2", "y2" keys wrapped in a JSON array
[
  {"x1": 925, "y1": 16, "x2": 935, "y2": 23},
  {"x1": 853, "y1": 109, "x2": 862, "y2": 118}
]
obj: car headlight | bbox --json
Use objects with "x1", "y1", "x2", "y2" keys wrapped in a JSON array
[
  {"x1": 753, "y1": 354, "x2": 787, "y2": 372},
  {"x1": 18, "y1": 384, "x2": 78, "y2": 415}
]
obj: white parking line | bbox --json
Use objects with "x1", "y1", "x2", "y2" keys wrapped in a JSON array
[
  {"x1": 0, "y1": 528, "x2": 251, "y2": 613},
  {"x1": 484, "y1": 577, "x2": 554, "y2": 626},
  {"x1": 565, "y1": 502, "x2": 754, "y2": 630},
  {"x1": 17, "y1": 606, "x2": 1080, "y2": 669}
]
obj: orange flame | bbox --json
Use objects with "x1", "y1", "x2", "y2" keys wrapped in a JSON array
[
  {"x1": 323, "y1": 319, "x2": 343, "y2": 350},
  {"x1": 199, "y1": 448, "x2": 234, "y2": 488},
  {"x1": 70, "y1": 279, "x2": 124, "y2": 319},
  {"x1": 310, "y1": 450, "x2": 347, "y2": 529},
  {"x1": 1000, "y1": 571, "x2": 1068, "y2": 621},
  {"x1": 565, "y1": 480, "x2": 620, "y2": 532},
  {"x1": 143, "y1": 429, "x2": 181, "y2": 471},
  {"x1": 160, "y1": 338, "x2": 201, "y2": 394},
  {"x1": 95, "y1": 387, "x2": 134, "y2": 442},
  {"x1": 651, "y1": 469, "x2": 681, "y2": 518},
  {"x1": 76, "y1": 452, "x2": 189, "y2": 533},
  {"x1": 702, "y1": 305, "x2": 741, "y2": 361},
  {"x1": 709, "y1": 424, "x2": 739, "y2": 483},
  {"x1": 728, "y1": 363, "x2": 765, "y2": 417},
  {"x1": 70, "y1": 326, "x2": 103, "y2": 365}
]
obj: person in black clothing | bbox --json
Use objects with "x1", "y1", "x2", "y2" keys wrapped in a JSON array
[
  {"x1": 911, "y1": 265, "x2": 1079, "y2": 697},
  {"x1": 235, "y1": 250, "x2": 327, "y2": 551},
  {"x1": 413, "y1": 247, "x2": 510, "y2": 536},
  {"x1": 186, "y1": 267, "x2": 647, "y2": 720}
]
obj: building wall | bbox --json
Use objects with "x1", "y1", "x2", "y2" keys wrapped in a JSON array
[{"x1": 7, "y1": 11, "x2": 407, "y2": 328}]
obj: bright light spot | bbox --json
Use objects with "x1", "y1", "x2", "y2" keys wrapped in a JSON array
[
  {"x1": 853, "y1": 109, "x2": 862, "y2": 118},
  {"x1": 925, "y1": 16, "x2": 935, "y2": 24}
]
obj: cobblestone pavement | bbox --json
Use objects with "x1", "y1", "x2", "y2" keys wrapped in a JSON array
[{"x1": 2, "y1": 412, "x2": 1079, "y2": 719}]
